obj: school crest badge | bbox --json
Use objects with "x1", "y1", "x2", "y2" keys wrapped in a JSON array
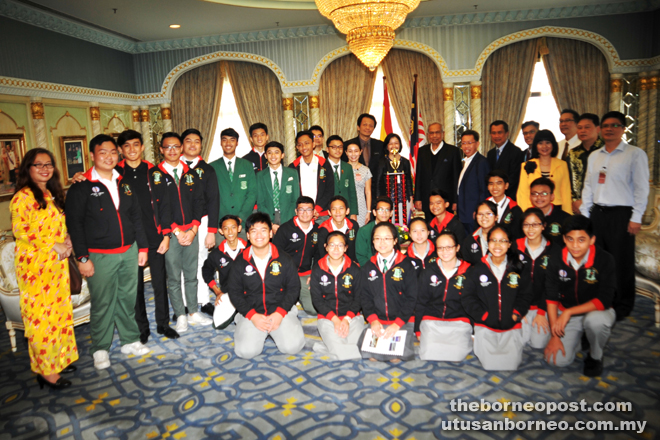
[
  {"x1": 286, "y1": 185, "x2": 292, "y2": 194},
  {"x1": 368, "y1": 270, "x2": 378, "y2": 281},
  {"x1": 291, "y1": 233, "x2": 300, "y2": 242},
  {"x1": 270, "y1": 261, "x2": 281, "y2": 276},
  {"x1": 219, "y1": 257, "x2": 229, "y2": 267},
  {"x1": 240, "y1": 180, "x2": 247, "y2": 190},
  {"x1": 392, "y1": 267, "x2": 404, "y2": 281},
  {"x1": 344, "y1": 179, "x2": 349, "y2": 188},
  {"x1": 312, "y1": 232, "x2": 318, "y2": 244},
  {"x1": 454, "y1": 275, "x2": 465, "y2": 290},
  {"x1": 91, "y1": 186, "x2": 103, "y2": 197},
  {"x1": 320, "y1": 168, "x2": 326, "y2": 179},
  {"x1": 196, "y1": 168, "x2": 204, "y2": 179},
  {"x1": 122, "y1": 184, "x2": 132, "y2": 196},
  {"x1": 320, "y1": 274, "x2": 330, "y2": 286},
  {"x1": 479, "y1": 274, "x2": 491, "y2": 287},
  {"x1": 244, "y1": 265, "x2": 256, "y2": 276},
  {"x1": 504, "y1": 212, "x2": 512, "y2": 223},
  {"x1": 342, "y1": 274, "x2": 353, "y2": 288},
  {"x1": 550, "y1": 223, "x2": 560, "y2": 235},
  {"x1": 471, "y1": 243, "x2": 479, "y2": 252},
  {"x1": 153, "y1": 171, "x2": 162, "y2": 184},
  {"x1": 585, "y1": 268, "x2": 598, "y2": 284},
  {"x1": 348, "y1": 229, "x2": 356, "y2": 240},
  {"x1": 507, "y1": 272, "x2": 519, "y2": 288},
  {"x1": 540, "y1": 255, "x2": 549, "y2": 269},
  {"x1": 429, "y1": 230, "x2": 437, "y2": 239},
  {"x1": 184, "y1": 174, "x2": 194, "y2": 186},
  {"x1": 430, "y1": 275, "x2": 441, "y2": 287}
]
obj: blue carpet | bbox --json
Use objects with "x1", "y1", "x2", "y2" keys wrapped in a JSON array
[{"x1": 0, "y1": 287, "x2": 659, "y2": 440}]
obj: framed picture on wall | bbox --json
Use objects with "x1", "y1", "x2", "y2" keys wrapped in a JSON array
[
  {"x1": 0, "y1": 133, "x2": 26, "y2": 201},
  {"x1": 60, "y1": 136, "x2": 89, "y2": 186}
]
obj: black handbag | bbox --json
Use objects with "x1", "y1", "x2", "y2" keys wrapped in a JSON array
[{"x1": 68, "y1": 255, "x2": 82, "y2": 296}]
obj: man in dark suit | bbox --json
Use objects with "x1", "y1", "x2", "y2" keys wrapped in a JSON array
[
  {"x1": 413, "y1": 122, "x2": 462, "y2": 221},
  {"x1": 486, "y1": 120, "x2": 524, "y2": 200},
  {"x1": 342, "y1": 113, "x2": 384, "y2": 208},
  {"x1": 457, "y1": 130, "x2": 490, "y2": 234}
]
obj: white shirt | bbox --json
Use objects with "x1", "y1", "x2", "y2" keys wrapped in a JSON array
[
  {"x1": 488, "y1": 196, "x2": 510, "y2": 222},
  {"x1": 221, "y1": 155, "x2": 236, "y2": 173},
  {"x1": 332, "y1": 219, "x2": 349, "y2": 234},
  {"x1": 299, "y1": 155, "x2": 319, "y2": 201},
  {"x1": 557, "y1": 134, "x2": 580, "y2": 159},
  {"x1": 250, "y1": 247, "x2": 272, "y2": 278},
  {"x1": 162, "y1": 161, "x2": 184, "y2": 184},
  {"x1": 431, "y1": 141, "x2": 445, "y2": 155},
  {"x1": 92, "y1": 167, "x2": 120, "y2": 209},
  {"x1": 567, "y1": 248, "x2": 590, "y2": 271},
  {"x1": 295, "y1": 217, "x2": 314, "y2": 235},
  {"x1": 329, "y1": 258, "x2": 344, "y2": 278},
  {"x1": 269, "y1": 165, "x2": 283, "y2": 191},
  {"x1": 475, "y1": 228, "x2": 489, "y2": 257},
  {"x1": 487, "y1": 255, "x2": 508, "y2": 282},
  {"x1": 457, "y1": 153, "x2": 476, "y2": 194},
  {"x1": 377, "y1": 251, "x2": 396, "y2": 273},
  {"x1": 222, "y1": 240, "x2": 246, "y2": 260},
  {"x1": 495, "y1": 140, "x2": 509, "y2": 159},
  {"x1": 411, "y1": 241, "x2": 430, "y2": 260},
  {"x1": 182, "y1": 156, "x2": 200, "y2": 168},
  {"x1": 438, "y1": 259, "x2": 460, "y2": 280},
  {"x1": 525, "y1": 237, "x2": 547, "y2": 261}
]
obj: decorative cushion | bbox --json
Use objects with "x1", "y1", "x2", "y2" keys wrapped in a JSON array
[
  {"x1": 635, "y1": 232, "x2": 660, "y2": 281},
  {"x1": 0, "y1": 239, "x2": 17, "y2": 291}
]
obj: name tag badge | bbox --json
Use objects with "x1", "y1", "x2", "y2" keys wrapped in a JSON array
[
  {"x1": 598, "y1": 169, "x2": 607, "y2": 184},
  {"x1": 239, "y1": 174, "x2": 246, "y2": 178}
]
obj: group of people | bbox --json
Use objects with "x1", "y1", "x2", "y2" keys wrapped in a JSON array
[{"x1": 10, "y1": 108, "x2": 648, "y2": 390}]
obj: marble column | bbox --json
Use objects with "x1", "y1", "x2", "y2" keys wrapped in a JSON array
[
  {"x1": 470, "y1": 81, "x2": 482, "y2": 145},
  {"x1": 161, "y1": 103, "x2": 173, "y2": 133},
  {"x1": 443, "y1": 83, "x2": 455, "y2": 145},
  {"x1": 283, "y1": 93, "x2": 295, "y2": 166},
  {"x1": 638, "y1": 72, "x2": 650, "y2": 158},
  {"x1": 309, "y1": 91, "x2": 320, "y2": 127},
  {"x1": 30, "y1": 97, "x2": 48, "y2": 150},
  {"x1": 140, "y1": 106, "x2": 155, "y2": 164},
  {"x1": 89, "y1": 102, "x2": 101, "y2": 136},
  {"x1": 646, "y1": 72, "x2": 658, "y2": 183},
  {"x1": 609, "y1": 74, "x2": 623, "y2": 112},
  {"x1": 131, "y1": 106, "x2": 141, "y2": 133}
]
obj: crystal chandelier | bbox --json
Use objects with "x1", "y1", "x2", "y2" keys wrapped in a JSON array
[{"x1": 316, "y1": 0, "x2": 421, "y2": 71}]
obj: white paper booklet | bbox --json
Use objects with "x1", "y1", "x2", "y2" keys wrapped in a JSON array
[{"x1": 360, "y1": 329, "x2": 407, "y2": 356}]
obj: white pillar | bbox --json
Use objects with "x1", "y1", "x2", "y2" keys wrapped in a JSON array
[
  {"x1": 638, "y1": 72, "x2": 650, "y2": 156},
  {"x1": 89, "y1": 102, "x2": 101, "y2": 137},
  {"x1": 30, "y1": 97, "x2": 48, "y2": 150},
  {"x1": 283, "y1": 93, "x2": 296, "y2": 166},
  {"x1": 644, "y1": 72, "x2": 659, "y2": 224},
  {"x1": 161, "y1": 103, "x2": 173, "y2": 133},
  {"x1": 609, "y1": 74, "x2": 623, "y2": 112},
  {"x1": 470, "y1": 81, "x2": 482, "y2": 148},
  {"x1": 131, "y1": 106, "x2": 141, "y2": 133},
  {"x1": 140, "y1": 106, "x2": 155, "y2": 164},
  {"x1": 309, "y1": 91, "x2": 320, "y2": 127},
  {"x1": 443, "y1": 83, "x2": 455, "y2": 145}
]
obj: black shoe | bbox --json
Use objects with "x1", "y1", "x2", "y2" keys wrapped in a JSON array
[
  {"x1": 157, "y1": 325, "x2": 180, "y2": 339},
  {"x1": 140, "y1": 330, "x2": 150, "y2": 344},
  {"x1": 200, "y1": 303, "x2": 215, "y2": 317},
  {"x1": 581, "y1": 334, "x2": 590, "y2": 352},
  {"x1": 37, "y1": 375, "x2": 72, "y2": 390},
  {"x1": 583, "y1": 354, "x2": 603, "y2": 377},
  {"x1": 172, "y1": 313, "x2": 177, "y2": 322},
  {"x1": 61, "y1": 365, "x2": 77, "y2": 374}
]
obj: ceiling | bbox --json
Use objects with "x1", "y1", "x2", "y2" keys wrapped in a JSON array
[{"x1": 21, "y1": 0, "x2": 641, "y2": 42}]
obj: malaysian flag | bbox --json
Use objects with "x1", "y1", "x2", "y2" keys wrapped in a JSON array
[{"x1": 409, "y1": 74, "x2": 426, "y2": 182}]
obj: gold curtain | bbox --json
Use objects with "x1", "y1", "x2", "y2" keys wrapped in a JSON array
[
  {"x1": 482, "y1": 39, "x2": 540, "y2": 150},
  {"x1": 381, "y1": 49, "x2": 444, "y2": 143},
  {"x1": 171, "y1": 61, "x2": 224, "y2": 160},
  {"x1": 225, "y1": 61, "x2": 285, "y2": 147},
  {"x1": 319, "y1": 54, "x2": 377, "y2": 141},
  {"x1": 542, "y1": 37, "x2": 609, "y2": 116}
]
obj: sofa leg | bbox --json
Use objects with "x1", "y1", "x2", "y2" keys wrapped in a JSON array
[{"x1": 6, "y1": 322, "x2": 17, "y2": 352}]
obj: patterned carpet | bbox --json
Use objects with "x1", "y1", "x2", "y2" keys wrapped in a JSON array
[{"x1": 0, "y1": 288, "x2": 659, "y2": 440}]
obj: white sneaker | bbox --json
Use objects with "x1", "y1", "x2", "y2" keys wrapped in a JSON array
[
  {"x1": 176, "y1": 315, "x2": 189, "y2": 333},
  {"x1": 121, "y1": 341, "x2": 150, "y2": 356},
  {"x1": 188, "y1": 312, "x2": 213, "y2": 326},
  {"x1": 93, "y1": 350, "x2": 111, "y2": 370}
]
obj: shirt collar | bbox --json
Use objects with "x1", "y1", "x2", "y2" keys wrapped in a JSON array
[
  {"x1": 301, "y1": 155, "x2": 319, "y2": 167},
  {"x1": 497, "y1": 140, "x2": 509, "y2": 153},
  {"x1": 377, "y1": 252, "x2": 396, "y2": 270},
  {"x1": 431, "y1": 141, "x2": 444, "y2": 155},
  {"x1": 567, "y1": 248, "x2": 590, "y2": 270},
  {"x1": 92, "y1": 167, "x2": 119, "y2": 182},
  {"x1": 249, "y1": 246, "x2": 272, "y2": 263},
  {"x1": 328, "y1": 157, "x2": 342, "y2": 167},
  {"x1": 182, "y1": 156, "x2": 200, "y2": 168},
  {"x1": 162, "y1": 161, "x2": 183, "y2": 176}
]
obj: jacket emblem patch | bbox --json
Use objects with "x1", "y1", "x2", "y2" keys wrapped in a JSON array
[
  {"x1": 244, "y1": 265, "x2": 256, "y2": 276},
  {"x1": 348, "y1": 229, "x2": 355, "y2": 240},
  {"x1": 585, "y1": 268, "x2": 598, "y2": 284},
  {"x1": 184, "y1": 174, "x2": 194, "y2": 186},
  {"x1": 320, "y1": 274, "x2": 331, "y2": 286},
  {"x1": 504, "y1": 212, "x2": 512, "y2": 223},
  {"x1": 291, "y1": 233, "x2": 300, "y2": 242},
  {"x1": 342, "y1": 274, "x2": 353, "y2": 288},
  {"x1": 286, "y1": 185, "x2": 292, "y2": 194},
  {"x1": 479, "y1": 274, "x2": 491, "y2": 287},
  {"x1": 430, "y1": 275, "x2": 441, "y2": 287},
  {"x1": 122, "y1": 184, "x2": 132, "y2": 196},
  {"x1": 392, "y1": 267, "x2": 404, "y2": 281},
  {"x1": 91, "y1": 186, "x2": 104, "y2": 197},
  {"x1": 368, "y1": 270, "x2": 378, "y2": 281},
  {"x1": 550, "y1": 223, "x2": 561, "y2": 235},
  {"x1": 454, "y1": 275, "x2": 465, "y2": 289},
  {"x1": 153, "y1": 171, "x2": 162, "y2": 184},
  {"x1": 240, "y1": 181, "x2": 248, "y2": 190},
  {"x1": 344, "y1": 179, "x2": 349, "y2": 188},
  {"x1": 507, "y1": 272, "x2": 519, "y2": 288},
  {"x1": 269, "y1": 261, "x2": 281, "y2": 276},
  {"x1": 319, "y1": 168, "x2": 326, "y2": 179},
  {"x1": 312, "y1": 232, "x2": 318, "y2": 244},
  {"x1": 196, "y1": 168, "x2": 204, "y2": 178}
]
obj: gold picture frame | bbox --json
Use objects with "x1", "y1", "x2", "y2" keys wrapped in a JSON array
[
  {"x1": 0, "y1": 133, "x2": 26, "y2": 201},
  {"x1": 60, "y1": 135, "x2": 89, "y2": 186}
]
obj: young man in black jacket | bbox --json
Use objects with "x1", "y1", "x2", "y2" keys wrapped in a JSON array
[
  {"x1": 529, "y1": 177, "x2": 570, "y2": 246},
  {"x1": 544, "y1": 215, "x2": 616, "y2": 377},
  {"x1": 66, "y1": 134, "x2": 150, "y2": 370},
  {"x1": 227, "y1": 212, "x2": 305, "y2": 359}
]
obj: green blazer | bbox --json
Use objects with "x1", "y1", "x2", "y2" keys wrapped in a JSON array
[
  {"x1": 329, "y1": 160, "x2": 359, "y2": 215},
  {"x1": 209, "y1": 156, "x2": 257, "y2": 225},
  {"x1": 256, "y1": 166, "x2": 300, "y2": 224}
]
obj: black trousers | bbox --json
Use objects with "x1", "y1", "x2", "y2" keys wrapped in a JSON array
[
  {"x1": 591, "y1": 205, "x2": 635, "y2": 317},
  {"x1": 135, "y1": 248, "x2": 170, "y2": 333}
]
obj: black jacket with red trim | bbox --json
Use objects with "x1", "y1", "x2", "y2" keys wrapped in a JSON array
[
  {"x1": 315, "y1": 218, "x2": 360, "y2": 262},
  {"x1": 186, "y1": 157, "x2": 220, "y2": 233},
  {"x1": 407, "y1": 239, "x2": 436, "y2": 270},
  {"x1": 116, "y1": 160, "x2": 171, "y2": 246},
  {"x1": 227, "y1": 243, "x2": 300, "y2": 319},
  {"x1": 428, "y1": 212, "x2": 466, "y2": 244},
  {"x1": 462, "y1": 228, "x2": 487, "y2": 265},
  {"x1": 514, "y1": 237, "x2": 554, "y2": 315},
  {"x1": 461, "y1": 254, "x2": 533, "y2": 331},
  {"x1": 544, "y1": 204, "x2": 570, "y2": 246},
  {"x1": 545, "y1": 245, "x2": 616, "y2": 312},
  {"x1": 488, "y1": 196, "x2": 523, "y2": 239},
  {"x1": 310, "y1": 255, "x2": 362, "y2": 320},
  {"x1": 272, "y1": 217, "x2": 320, "y2": 275},
  {"x1": 361, "y1": 251, "x2": 418, "y2": 327},
  {"x1": 154, "y1": 162, "x2": 204, "y2": 231},
  {"x1": 201, "y1": 238, "x2": 247, "y2": 290},
  {"x1": 243, "y1": 149, "x2": 268, "y2": 173},
  {"x1": 289, "y1": 155, "x2": 335, "y2": 215},
  {"x1": 415, "y1": 259, "x2": 471, "y2": 332},
  {"x1": 65, "y1": 168, "x2": 148, "y2": 257}
]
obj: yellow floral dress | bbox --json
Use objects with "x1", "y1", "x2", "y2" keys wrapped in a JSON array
[{"x1": 11, "y1": 187, "x2": 78, "y2": 375}]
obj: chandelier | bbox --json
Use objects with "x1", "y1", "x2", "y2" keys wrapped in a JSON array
[{"x1": 315, "y1": 0, "x2": 421, "y2": 71}]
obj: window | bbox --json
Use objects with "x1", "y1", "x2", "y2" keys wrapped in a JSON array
[
  {"x1": 208, "y1": 77, "x2": 250, "y2": 162},
  {"x1": 368, "y1": 66, "x2": 409, "y2": 158}
]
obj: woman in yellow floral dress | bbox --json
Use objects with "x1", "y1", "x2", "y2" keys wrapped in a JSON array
[{"x1": 11, "y1": 148, "x2": 78, "y2": 389}]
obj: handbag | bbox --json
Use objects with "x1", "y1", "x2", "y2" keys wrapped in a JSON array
[{"x1": 68, "y1": 255, "x2": 82, "y2": 296}]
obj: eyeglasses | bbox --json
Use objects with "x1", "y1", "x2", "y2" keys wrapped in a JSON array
[
  {"x1": 462, "y1": 141, "x2": 477, "y2": 146},
  {"x1": 297, "y1": 208, "x2": 314, "y2": 214},
  {"x1": 531, "y1": 191, "x2": 550, "y2": 197},
  {"x1": 488, "y1": 239, "x2": 510, "y2": 244},
  {"x1": 476, "y1": 212, "x2": 494, "y2": 218},
  {"x1": 162, "y1": 145, "x2": 181, "y2": 150},
  {"x1": 437, "y1": 245, "x2": 456, "y2": 252},
  {"x1": 32, "y1": 163, "x2": 54, "y2": 170},
  {"x1": 376, "y1": 208, "x2": 391, "y2": 213},
  {"x1": 601, "y1": 123, "x2": 623, "y2": 129},
  {"x1": 313, "y1": 135, "x2": 323, "y2": 139},
  {"x1": 559, "y1": 118, "x2": 575, "y2": 123},
  {"x1": 373, "y1": 237, "x2": 394, "y2": 243},
  {"x1": 327, "y1": 243, "x2": 345, "y2": 250},
  {"x1": 522, "y1": 223, "x2": 543, "y2": 229}
]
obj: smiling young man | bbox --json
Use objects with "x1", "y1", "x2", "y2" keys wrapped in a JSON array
[
  {"x1": 529, "y1": 177, "x2": 570, "y2": 246},
  {"x1": 66, "y1": 134, "x2": 150, "y2": 370},
  {"x1": 427, "y1": 189, "x2": 465, "y2": 244},
  {"x1": 325, "y1": 135, "x2": 358, "y2": 219},
  {"x1": 228, "y1": 212, "x2": 305, "y2": 359},
  {"x1": 486, "y1": 169, "x2": 522, "y2": 239},
  {"x1": 355, "y1": 196, "x2": 394, "y2": 266},
  {"x1": 243, "y1": 123, "x2": 269, "y2": 173},
  {"x1": 316, "y1": 195, "x2": 360, "y2": 261}
]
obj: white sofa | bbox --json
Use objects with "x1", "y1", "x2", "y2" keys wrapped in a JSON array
[{"x1": 635, "y1": 193, "x2": 660, "y2": 328}]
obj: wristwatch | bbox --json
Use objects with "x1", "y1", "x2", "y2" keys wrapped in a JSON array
[
  {"x1": 165, "y1": 232, "x2": 172, "y2": 238},
  {"x1": 78, "y1": 256, "x2": 89, "y2": 263},
  {"x1": 174, "y1": 229, "x2": 180, "y2": 236}
]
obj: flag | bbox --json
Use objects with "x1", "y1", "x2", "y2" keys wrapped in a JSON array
[
  {"x1": 380, "y1": 76, "x2": 393, "y2": 141},
  {"x1": 409, "y1": 74, "x2": 426, "y2": 181}
]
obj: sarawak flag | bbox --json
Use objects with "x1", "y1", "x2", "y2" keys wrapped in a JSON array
[
  {"x1": 409, "y1": 75, "x2": 426, "y2": 181},
  {"x1": 380, "y1": 76, "x2": 393, "y2": 141}
]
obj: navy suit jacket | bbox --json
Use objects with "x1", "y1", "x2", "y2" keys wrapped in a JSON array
[
  {"x1": 486, "y1": 141, "x2": 524, "y2": 200},
  {"x1": 457, "y1": 153, "x2": 490, "y2": 224}
]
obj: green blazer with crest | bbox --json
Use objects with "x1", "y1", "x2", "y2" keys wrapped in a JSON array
[
  {"x1": 256, "y1": 166, "x2": 300, "y2": 225},
  {"x1": 209, "y1": 156, "x2": 257, "y2": 225}
]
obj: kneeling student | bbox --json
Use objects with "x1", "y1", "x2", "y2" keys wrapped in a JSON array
[
  {"x1": 486, "y1": 170, "x2": 523, "y2": 239},
  {"x1": 462, "y1": 200, "x2": 498, "y2": 265},
  {"x1": 544, "y1": 215, "x2": 616, "y2": 377},
  {"x1": 427, "y1": 189, "x2": 465, "y2": 243},
  {"x1": 201, "y1": 215, "x2": 247, "y2": 329},
  {"x1": 407, "y1": 217, "x2": 434, "y2": 270},
  {"x1": 316, "y1": 195, "x2": 360, "y2": 261},
  {"x1": 310, "y1": 231, "x2": 365, "y2": 359},
  {"x1": 228, "y1": 212, "x2": 305, "y2": 359},
  {"x1": 358, "y1": 222, "x2": 418, "y2": 362},
  {"x1": 461, "y1": 225, "x2": 532, "y2": 371},
  {"x1": 416, "y1": 231, "x2": 472, "y2": 361}
]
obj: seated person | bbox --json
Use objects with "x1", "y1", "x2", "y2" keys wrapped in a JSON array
[
  {"x1": 407, "y1": 217, "x2": 434, "y2": 270},
  {"x1": 310, "y1": 231, "x2": 365, "y2": 360},
  {"x1": 316, "y1": 195, "x2": 360, "y2": 261},
  {"x1": 355, "y1": 196, "x2": 393, "y2": 266},
  {"x1": 427, "y1": 189, "x2": 465, "y2": 244},
  {"x1": 358, "y1": 222, "x2": 418, "y2": 362},
  {"x1": 462, "y1": 200, "x2": 498, "y2": 265},
  {"x1": 416, "y1": 231, "x2": 472, "y2": 362},
  {"x1": 227, "y1": 212, "x2": 305, "y2": 359},
  {"x1": 461, "y1": 226, "x2": 532, "y2": 371},
  {"x1": 529, "y1": 177, "x2": 570, "y2": 246},
  {"x1": 486, "y1": 170, "x2": 522, "y2": 239},
  {"x1": 273, "y1": 196, "x2": 321, "y2": 316},
  {"x1": 201, "y1": 215, "x2": 247, "y2": 329},
  {"x1": 514, "y1": 208, "x2": 553, "y2": 349},
  {"x1": 544, "y1": 215, "x2": 616, "y2": 377}
]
